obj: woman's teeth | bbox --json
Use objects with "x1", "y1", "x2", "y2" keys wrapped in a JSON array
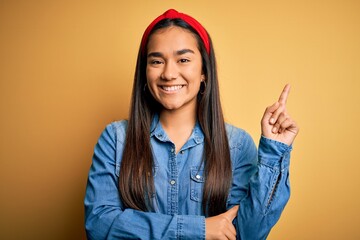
[{"x1": 162, "y1": 85, "x2": 183, "y2": 92}]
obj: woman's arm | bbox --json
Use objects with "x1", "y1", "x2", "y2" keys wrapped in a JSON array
[
  {"x1": 84, "y1": 124, "x2": 205, "y2": 240},
  {"x1": 235, "y1": 84, "x2": 298, "y2": 239},
  {"x1": 234, "y1": 135, "x2": 292, "y2": 239}
]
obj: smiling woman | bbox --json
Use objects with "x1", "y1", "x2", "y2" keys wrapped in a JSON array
[{"x1": 84, "y1": 9, "x2": 299, "y2": 240}]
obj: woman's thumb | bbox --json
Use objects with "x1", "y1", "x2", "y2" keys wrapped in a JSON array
[{"x1": 224, "y1": 205, "x2": 239, "y2": 221}]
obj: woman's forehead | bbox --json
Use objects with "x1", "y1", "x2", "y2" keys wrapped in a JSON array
[{"x1": 147, "y1": 26, "x2": 199, "y2": 53}]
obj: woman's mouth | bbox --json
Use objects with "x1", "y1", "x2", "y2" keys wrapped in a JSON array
[{"x1": 161, "y1": 85, "x2": 184, "y2": 92}]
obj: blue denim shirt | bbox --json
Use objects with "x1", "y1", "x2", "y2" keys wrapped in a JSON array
[{"x1": 85, "y1": 115, "x2": 292, "y2": 240}]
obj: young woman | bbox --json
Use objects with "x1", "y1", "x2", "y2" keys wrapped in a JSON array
[{"x1": 84, "y1": 9, "x2": 299, "y2": 240}]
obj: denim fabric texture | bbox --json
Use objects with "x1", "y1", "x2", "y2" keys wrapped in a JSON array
[{"x1": 85, "y1": 114, "x2": 292, "y2": 240}]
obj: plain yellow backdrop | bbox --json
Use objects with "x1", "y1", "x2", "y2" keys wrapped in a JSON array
[{"x1": 1, "y1": 0, "x2": 359, "y2": 239}]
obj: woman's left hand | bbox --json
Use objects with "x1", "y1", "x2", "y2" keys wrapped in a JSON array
[{"x1": 261, "y1": 84, "x2": 299, "y2": 146}]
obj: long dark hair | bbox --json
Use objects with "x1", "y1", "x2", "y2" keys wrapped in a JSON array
[{"x1": 119, "y1": 18, "x2": 232, "y2": 216}]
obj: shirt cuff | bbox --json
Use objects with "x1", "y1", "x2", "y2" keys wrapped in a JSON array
[
  {"x1": 177, "y1": 215, "x2": 205, "y2": 240},
  {"x1": 258, "y1": 136, "x2": 292, "y2": 170}
]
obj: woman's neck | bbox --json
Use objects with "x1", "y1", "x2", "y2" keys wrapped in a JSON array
[{"x1": 159, "y1": 107, "x2": 197, "y2": 153}]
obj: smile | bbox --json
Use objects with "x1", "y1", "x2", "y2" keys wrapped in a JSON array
[{"x1": 161, "y1": 85, "x2": 184, "y2": 92}]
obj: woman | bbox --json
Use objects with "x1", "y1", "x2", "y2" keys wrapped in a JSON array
[{"x1": 84, "y1": 9, "x2": 299, "y2": 240}]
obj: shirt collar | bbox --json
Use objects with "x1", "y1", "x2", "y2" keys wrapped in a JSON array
[{"x1": 150, "y1": 114, "x2": 204, "y2": 145}]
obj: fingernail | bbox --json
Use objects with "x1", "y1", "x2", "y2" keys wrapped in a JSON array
[
  {"x1": 272, "y1": 127, "x2": 277, "y2": 133},
  {"x1": 270, "y1": 118, "x2": 275, "y2": 124}
]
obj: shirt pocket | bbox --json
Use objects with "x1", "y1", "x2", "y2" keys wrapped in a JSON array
[{"x1": 190, "y1": 167, "x2": 205, "y2": 202}]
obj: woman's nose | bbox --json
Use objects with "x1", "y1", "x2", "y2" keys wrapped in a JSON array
[{"x1": 161, "y1": 61, "x2": 179, "y2": 80}]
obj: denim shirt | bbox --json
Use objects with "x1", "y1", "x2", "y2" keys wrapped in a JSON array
[{"x1": 85, "y1": 115, "x2": 292, "y2": 240}]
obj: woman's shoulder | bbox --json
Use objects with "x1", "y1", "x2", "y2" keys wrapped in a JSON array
[
  {"x1": 108, "y1": 119, "x2": 128, "y2": 130},
  {"x1": 103, "y1": 120, "x2": 128, "y2": 143},
  {"x1": 225, "y1": 122, "x2": 256, "y2": 150}
]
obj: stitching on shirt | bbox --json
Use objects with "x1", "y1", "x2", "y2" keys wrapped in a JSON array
[
  {"x1": 177, "y1": 216, "x2": 183, "y2": 240},
  {"x1": 265, "y1": 170, "x2": 281, "y2": 214}
]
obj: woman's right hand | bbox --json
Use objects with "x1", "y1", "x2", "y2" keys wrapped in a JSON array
[{"x1": 205, "y1": 205, "x2": 239, "y2": 240}]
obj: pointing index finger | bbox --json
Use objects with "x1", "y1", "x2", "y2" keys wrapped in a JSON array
[{"x1": 278, "y1": 84, "x2": 291, "y2": 104}]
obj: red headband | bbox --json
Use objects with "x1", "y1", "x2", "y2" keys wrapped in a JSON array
[{"x1": 140, "y1": 9, "x2": 210, "y2": 55}]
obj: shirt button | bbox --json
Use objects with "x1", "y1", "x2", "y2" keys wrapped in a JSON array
[
  {"x1": 180, "y1": 150, "x2": 184, "y2": 154},
  {"x1": 195, "y1": 174, "x2": 201, "y2": 180},
  {"x1": 170, "y1": 180, "x2": 176, "y2": 185},
  {"x1": 171, "y1": 148, "x2": 175, "y2": 153}
]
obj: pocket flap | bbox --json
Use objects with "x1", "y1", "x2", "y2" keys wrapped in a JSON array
[{"x1": 190, "y1": 168, "x2": 205, "y2": 183}]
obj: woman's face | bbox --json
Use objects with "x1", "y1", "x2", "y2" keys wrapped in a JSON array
[{"x1": 146, "y1": 26, "x2": 205, "y2": 113}]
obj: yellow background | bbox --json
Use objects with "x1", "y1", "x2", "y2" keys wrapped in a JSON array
[{"x1": 1, "y1": 0, "x2": 359, "y2": 239}]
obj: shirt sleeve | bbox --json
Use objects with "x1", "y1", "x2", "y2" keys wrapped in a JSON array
[
  {"x1": 234, "y1": 134, "x2": 292, "y2": 240},
  {"x1": 84, "y1": 124, "x2": 205, "y2": 240}
]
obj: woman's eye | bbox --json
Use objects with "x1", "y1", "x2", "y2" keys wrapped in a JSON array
[
  {"x1": 148, "y1": 59, "x2": 163, "y2": 65},
  {"x1": 151, "y1": 60, "x2": 162, "y2": 65},
  {"x1": 179, "y1": 59, "x2": 190, "y2": 63}
]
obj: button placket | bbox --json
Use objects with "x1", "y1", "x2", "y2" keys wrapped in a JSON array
[{"x1": 168, "y1": 144, "x2": 178, "y2": 215}]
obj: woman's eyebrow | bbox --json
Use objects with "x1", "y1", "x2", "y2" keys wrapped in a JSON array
[
  {"x1": 176, "y1": 49, "x2": 195, "y2": 55},
  {"x1": 147, "y1": 49, "x2": 195, "y2": 58},
  {"x1": 147, "y1": 52, "x2": 163, "y2": 58}
]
